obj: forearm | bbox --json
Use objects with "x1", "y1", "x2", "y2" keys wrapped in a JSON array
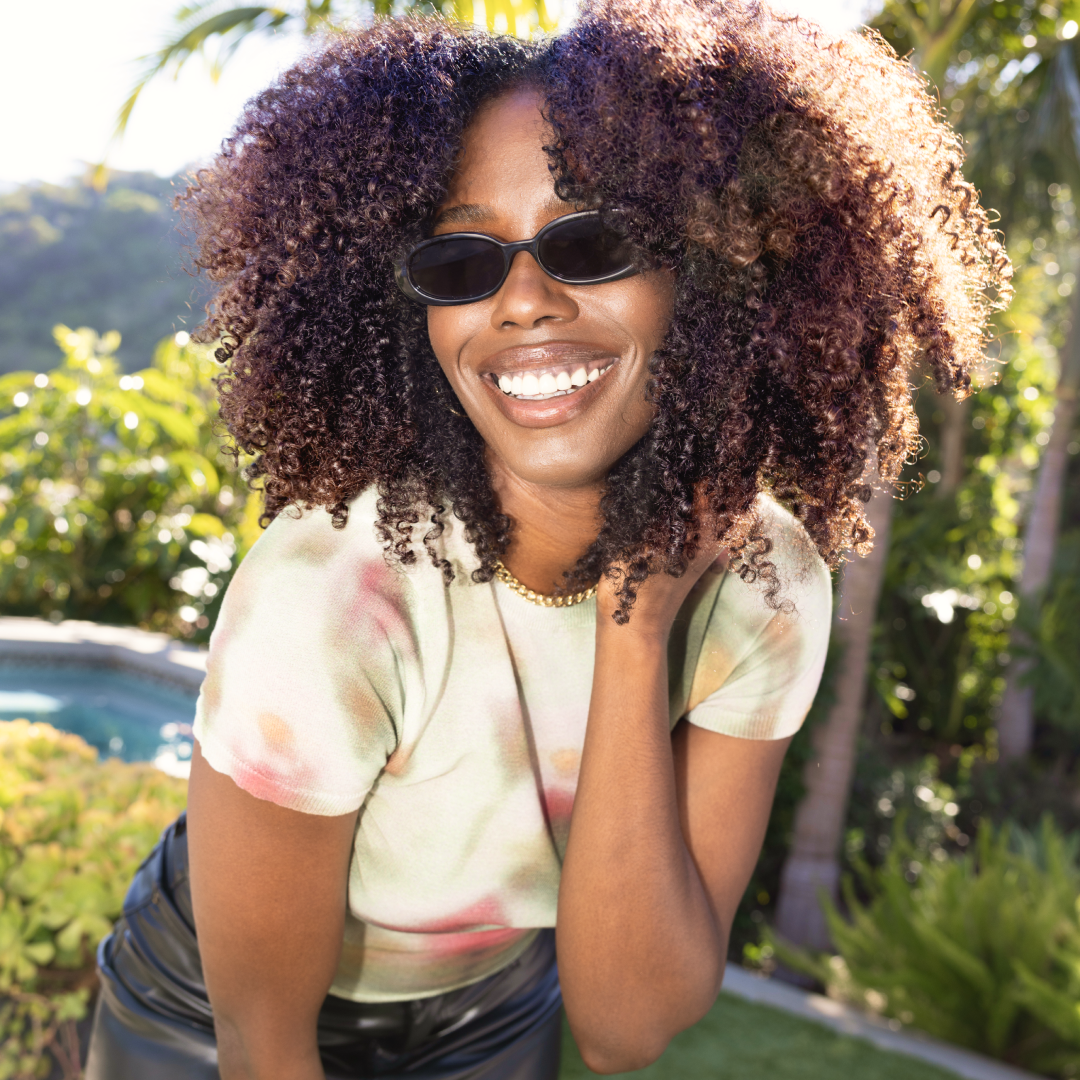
[
  {"x1": 199, "y1": 884, "x2": 340, "y2": 1080},
  {"x1": 202, "y1": 904, "x2": 337, "y2": 1080},
  {"x1": 557, "y1": 628, "x2": 724, "y2": 1071},
  {"x1": 215, "y1": 1015, "x2": 325, "y2": 1080}
]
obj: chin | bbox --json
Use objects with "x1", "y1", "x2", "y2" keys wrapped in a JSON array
[{"x1": 496, "y1": 449, "x2": 623, "y2": 490}]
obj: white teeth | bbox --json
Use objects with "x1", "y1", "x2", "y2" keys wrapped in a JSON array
[{"x1": 496, "y1": 362, "x2": 615, "y2": 399}]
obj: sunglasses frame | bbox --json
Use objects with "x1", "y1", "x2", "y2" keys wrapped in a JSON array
[{"x1": 395, "y1": 210, "x2": 639, "y2": 306}]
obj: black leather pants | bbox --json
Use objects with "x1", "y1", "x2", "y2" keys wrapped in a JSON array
[{"x1": 86, "y1": 815, "x2": 563, "y2": 1079}]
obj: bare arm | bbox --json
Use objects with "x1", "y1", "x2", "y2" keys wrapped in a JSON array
[
  {"x1": 557, "y1": 557, "x2": 791, "y2": 1073},
  {"x1": 186, "y1": 742, "x2": 359, "y2": 1080}
]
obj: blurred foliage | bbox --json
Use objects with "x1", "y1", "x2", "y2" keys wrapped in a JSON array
[
  {"x1": 771, "y1": 818, "x2": 1080, "y2": 1077},
  {"x1": 0, "y1": 325, "x2": 258, "y2": 641},
  {"x1": 0, "y1": 719, "x2": 186, "y2": 1079},
  {"x1": 829, "y1": 0, "x2": 1080, "y2": 878},
  {"x1": 0, "y1": 173, "x2": 209, "y2": 375},
  {"x1": 112, "y1": 0, "x2": 561, "y2": 162},
  {"x1": 845, "y1": 755, "x2": 969, "y2": 868},
  {"x1": 869, "y1": 257, "x2": 1068, "y2": 751},
  {"x1": 742, "y1": 6, "x2": 1080, "y2": 1025}
]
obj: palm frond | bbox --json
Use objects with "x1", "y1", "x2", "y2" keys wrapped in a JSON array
[
  {"x1": 1028, "y1": 45, "x2": 1080, "y2": 187},
  {"x1": 919, "y1": 0, "x2": 981, "y2": 85},
  {"x1": 114, "y1": 5, "x2": 293, "y2": 141},
  {"x1": 301, "y1": 0, "x2": 342, "y2": 32},
  {"x1": 104, "y1": 0, "x2": 556, "y2": 180}
]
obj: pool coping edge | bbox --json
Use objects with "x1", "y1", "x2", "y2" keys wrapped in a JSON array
[{"x1": 0, "y1": 617, "x2": 206, "y2": 694}]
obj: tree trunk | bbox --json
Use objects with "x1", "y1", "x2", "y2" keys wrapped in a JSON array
[
  {"x1": 937, "y1": 394, "x2": 968, "y2": 495},
  {"x1": 998, "y1": 296, "x2": 1080, "y2": 760},
  {"x1": 774, "y1": 483, "x2": 895, "y2": 951}
]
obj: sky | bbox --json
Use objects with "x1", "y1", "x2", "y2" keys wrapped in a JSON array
[{"x1": 1, "y1": 0, "x2": 878, "y2": 188}]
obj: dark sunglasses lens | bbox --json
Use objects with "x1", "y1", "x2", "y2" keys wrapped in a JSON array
[
  {"x1": 538, "y1": 216, "x2": 635, "y2": 281},
  {"x1": 408, "y1": 237, "x2": 504, "y2": 301}
]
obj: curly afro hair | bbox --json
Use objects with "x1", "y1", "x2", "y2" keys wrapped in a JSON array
[{"x1": 178, "y1": 0, "x2": 1010, "y2": 616}]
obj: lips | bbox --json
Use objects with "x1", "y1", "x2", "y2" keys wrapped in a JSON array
[{"x1": 475, "y1": 343, "x2": 622, "y2": 426}]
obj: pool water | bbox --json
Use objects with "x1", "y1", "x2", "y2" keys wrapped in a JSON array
[{"x1": 0, "y1": 664, "x2": 198, "y2": 777}]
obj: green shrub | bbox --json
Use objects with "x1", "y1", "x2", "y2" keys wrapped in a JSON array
[
  {"x1": 771, "y1": 818, "x2": 1080, "y2": 1077},
  {"x1": 0, "y1": 718, "x2": 187, "y2": 1078},
  {"x1": 843, "y1": 753, "x2": 969, "y2": 873},
  {"x1": 0, "y1": 324, "x2": 258, "y2": 640}
]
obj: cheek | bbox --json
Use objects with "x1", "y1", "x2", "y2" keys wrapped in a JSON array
[
  {"x1": 577, "y1": 273, "x2": 674, "y2": 379},
  {"x1": 620, "y1": 270, "x2": 675, "y2": 347},
  {"x1": 426, "y1": 307, "x2": 481, "y2": 384}
]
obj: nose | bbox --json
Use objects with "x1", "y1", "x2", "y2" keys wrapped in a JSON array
[{"x1": 489, "y1": 250, "x2": 578, "y2": 330}]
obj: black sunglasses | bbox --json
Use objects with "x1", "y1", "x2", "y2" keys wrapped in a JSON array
[{"x1": 395, "y1": 210, "x2": 638, "y2": 306}]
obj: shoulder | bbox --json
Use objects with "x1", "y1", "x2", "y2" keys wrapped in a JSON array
[
  {"x1": 684, "y1": 496, "x2": 832, "y2": 738},
  {"x1": 239, "y1": 487, "x2": 478, "y2": 593},
  {"x1": 239, "y1": 487, "x2": 386, "y2": 579},
  {"x1": 217, "y1": 488, "x2": 417, "y2": 654},
  {"x1": 214, "y1": 486, "x2": 483, "y2": 654},
  {"x1": 750, "y1": 494, "x2": 832, "y2": 623},
  {"x1": 196, "y1": 488, "x2": 410, "y2": 813}
]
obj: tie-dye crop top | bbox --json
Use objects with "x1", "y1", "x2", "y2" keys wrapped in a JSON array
[{"x1": 193, "y1": 486, "x2": 832, "y2": 1003}]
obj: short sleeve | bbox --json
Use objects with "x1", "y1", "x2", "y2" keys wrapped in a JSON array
[
  {"x1": 193, "y1": 504, "x2": 406, "y2": 816},
  {"x1": 687, "y1": 500, "x2": 833, "y2": 741}
]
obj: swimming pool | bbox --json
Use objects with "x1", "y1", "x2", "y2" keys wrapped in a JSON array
[{"x1": 0, "y1": 663, "x2": 198, "y2": 777}]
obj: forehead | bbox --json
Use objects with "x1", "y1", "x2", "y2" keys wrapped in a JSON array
[{"x1": 440, "y1": 88, "x2": 554, "y2": 210}]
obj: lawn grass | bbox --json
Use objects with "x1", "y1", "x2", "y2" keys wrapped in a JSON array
[{"x1": 559, "y1": 992, "x2": 962, "y2": 1080}]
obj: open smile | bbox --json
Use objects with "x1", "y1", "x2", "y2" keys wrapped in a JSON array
[
  {"x1": 488, "y1": 357, "x2": 615, "y2": 401},
  {"x1": 474, "y1": 344, "x2": 623, "y2": 426}
]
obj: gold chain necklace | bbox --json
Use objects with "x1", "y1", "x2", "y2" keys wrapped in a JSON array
[{"x1": 493, "y1": 561, "x2": 597, "y2": 608}]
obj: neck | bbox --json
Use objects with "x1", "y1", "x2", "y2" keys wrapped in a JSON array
[{"x1": 489, "y1": 460, "x2": 603, "y2": 594}]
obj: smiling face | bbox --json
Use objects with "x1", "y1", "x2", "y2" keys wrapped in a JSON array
[{"x1": 426, "y1": 89, "x2": 674, "y2": 492}]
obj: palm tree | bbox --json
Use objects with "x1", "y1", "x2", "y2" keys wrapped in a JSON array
[
  {"x1": 874, "y1": 0, "x2": 1080, "y2": 764},
  {"x1": 774, "y1": 0, "x2": 1080, "y2": 946},
  {"x1": 999, "y1": 294, "x2": 1080, "y2": 759},
  {"x1": 772, "y1": 0, "x2": 991, "y2": 953},
  {"x1": 996, "y1": 43, "x2": 1080, "y2": 759},
  {"x1": 112, "y1": 0, "x2": 556, "y2": 148}
]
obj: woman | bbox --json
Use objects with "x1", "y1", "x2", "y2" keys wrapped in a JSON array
[{"x1": 86, "y1": 1, "x2": 1009, "y2": 1077}]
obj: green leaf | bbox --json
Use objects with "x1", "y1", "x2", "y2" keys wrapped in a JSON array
[
  {"x1": 187, "y1": 512, "x2": 226, "y2": 537},
  {"x1": 137, "y1": 368, "x2": 202, "y2": 409},
  {"x1": 22, "y1": 942, "x2": 54, "y2": 967},
  {"x1": 170, "y1": 451, "x2": 222, "y2": 495},
  {"x1": 803, "y1": 819, "x2": 1080, "y2": 1062},
  {"x1": 1013, "y1": 960, "x2": 1080, "y2": 1046}
]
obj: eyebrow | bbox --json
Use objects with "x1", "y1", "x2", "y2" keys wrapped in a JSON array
[
  {"x1": 432, "y1": 196, "x2": 574, "y2": 229},
  {"x1": 432, "y1": 203, "x2": 493, "y2": 227}
]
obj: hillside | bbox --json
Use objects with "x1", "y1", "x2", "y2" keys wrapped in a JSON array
[{"x1": 0, "y1": 172, "x2": 211, "y2": 374}]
